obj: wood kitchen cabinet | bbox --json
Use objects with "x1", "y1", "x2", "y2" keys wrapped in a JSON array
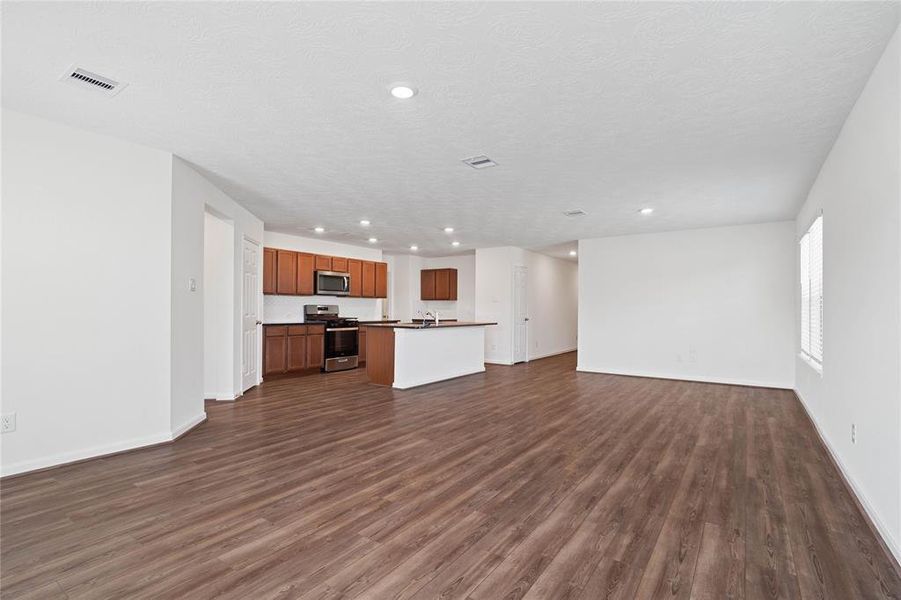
[
  {"x1": 264, "y1": 326, "x2": 288, "y2": 376},
  {"x1": 263, "y1": 247, "x2": 388, "y2": 300},
  {"x1": 331, "y1": 257, "x2": 348, "y2": 272},
  {"x1": 297, "y1": 253, "x2": 315, "y2": 295},
  {"x1": 263, "y1": 324, "x2": 324, "y2": 377},
  {"x1": 276, "y1": 250, "x2": 297, "y2": 295},
  {"x1": 307, "y1": 330, "x2": 324, "y2": 368},
  {"x1": 286, "y1": 326, "x2": 307, "y2": 372},
  {"x1": 263, "y1": 248, "x2": 277, "y2": 294},
  {"x1": 315, "y1": 255, "x2": 332, "y2": 271},
  {"x1": 348, "y1": 259, "x2": 362, "y2": 297},
  {"x1": 421, "y1": 268, "x2": 458, "y2": 301},
  {"x1": 361, "y1": 261, "x2": 376, "y2": 298},
  {"x1": 375, "y1": 262, "x2": 388, "y2": 298},
  {"x1": 358, "y1": 328, "x2": 367, "y2": 363}
]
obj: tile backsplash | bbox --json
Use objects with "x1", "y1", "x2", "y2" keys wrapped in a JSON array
[{"x1": 263, "y1": 294, "x2": 385, "y2": 323}]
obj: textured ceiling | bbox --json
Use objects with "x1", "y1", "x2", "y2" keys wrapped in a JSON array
[{"x1": 3, "y1": 2, "x2": 899, "y2": 256}]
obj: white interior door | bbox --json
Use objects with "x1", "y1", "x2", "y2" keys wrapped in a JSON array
[
  {"x1": 242, "y1": 238, "x2": 261, "y2": 391},
  {"x1": 513, "y1": 265, "x2": 528, "y2": 363}
]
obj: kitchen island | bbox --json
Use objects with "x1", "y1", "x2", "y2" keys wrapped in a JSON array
[{"x1": 364, "y1": 322, "x2": 496, "y2": 389}]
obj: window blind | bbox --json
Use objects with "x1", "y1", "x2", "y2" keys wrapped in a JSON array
[{"x1": 800, "y1": 215, "x2": 823, "y2": 367}]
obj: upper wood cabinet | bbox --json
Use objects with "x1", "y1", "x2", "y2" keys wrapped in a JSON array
[
  {"x1": 421, "y1": 269, "x2": 436, "y2": 301},
  {"x1": 332, "y1": 257, "x2": 348, "y2": 272},
  {"x1": 375, "y1": 262, "x2": 388, "y2": 299},
  {"x1": 263, "y1": 247, "x2": 388, "y2": 300},
  {"x1": 361, "y1": 261, "x2": 376, "y2": 298},
  {"x1": 263, "y1": 248, "x2": 277, "y2": 294},
  {"x1": 315, "y1": 255, "x2": 332, "y2": 271},
  {"x1": 347, "y1": 259, "x2": 362, "y2": 297},
  {"x1": 421, "y1": 268, "x2": 458, "y2": 301},
  {"x1": 297, "y1": 253, "x2": 315, "y2": 295},
  {"x1": 276, "y1": 250, "x2": 297, "y2": 295}
]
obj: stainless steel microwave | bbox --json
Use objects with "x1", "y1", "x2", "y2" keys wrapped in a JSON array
[{"x1": 315, "y1": 271, "x2": 351, "y2": 296}]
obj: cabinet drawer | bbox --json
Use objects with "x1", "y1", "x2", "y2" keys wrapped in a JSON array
[
  {"x1": 287, "y1": 326, "x2": 307, "y2": 336},
  {"x1": 265, "y1": 326, "x2": 287, "y2": 337},
  {"x1": 306, "y1": 324, "x2": 325, "y2": 334}
]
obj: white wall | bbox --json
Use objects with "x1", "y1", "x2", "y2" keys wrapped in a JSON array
[
  {"x1": 1, "y1": 110, "x2": 174, "y2": 475},
  {"x1": 794, "y1": 26, "x2": 901, "y2": 562},
  {"x1": 578, "y1": 222, "x2": 796, "y2": 388},
  {"x1": 171, "y1": 157, "x2": 264, "y2": 412},
  {"x1": 203, "y1": 212, "x2": 234, "y2": 400},
  {"x1": 475, "y1": 247, "x2": 579, "y2": 365},
  {"x1": 384, "y1": 253, "x2": 476, "y2": 323},
  {"x1": 525, "y1": 251, "x2": 579, "y2": 360},
  {"x1": 0, "y1": 112, "x2": 264, "y2": 475},
  {"x1": 262, "y1": 231, "x2": 384, "y2": 322},
  {"x1": 475, "y1": 248, "x2": 517, "y2": 363}
]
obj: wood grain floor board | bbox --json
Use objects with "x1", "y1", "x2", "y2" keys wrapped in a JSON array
[{"x1": 2, "y1": 353, "x2": 899, "y2": 599}]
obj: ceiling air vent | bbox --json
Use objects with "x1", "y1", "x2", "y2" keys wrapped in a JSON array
[
  {"x1": 563, "y1": 209, "x2": 587, "y2": 217},
  {"x1": 462, "y1": 155, "x2": 497, "y2": 169},
  {"x1": 60, "y1": 66, "x2": 126, "y2": 97}
]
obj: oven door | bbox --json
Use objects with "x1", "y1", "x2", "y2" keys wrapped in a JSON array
[
  {"x1": 316, "y1": 271, "x2": 350, "y2": 296},
  {"x1": 325, "y1": 327, "x2": 359, "y2": 358}
]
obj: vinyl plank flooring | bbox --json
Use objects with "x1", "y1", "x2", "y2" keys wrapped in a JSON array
[{"x1": 2, "y1": 353, "x2": 899, "y2": 599}]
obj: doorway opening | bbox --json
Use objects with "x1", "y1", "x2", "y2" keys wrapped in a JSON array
[
  {"x1": 513, "y1": 265, "x2": 528, "y2": 364},
  {"x1": 203, "y1": 209, "x2": 235, "y2": 400}
]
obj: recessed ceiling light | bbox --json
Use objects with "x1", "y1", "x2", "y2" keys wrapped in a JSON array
[
  {"x1": 360, "y1": 220, "x2": 371, "y2": 226},
  {"x1": 314, "y1": 226, "x2": 325, "y2": 234},
  {"x1": 390, "y1": 85, "x2": 416, "y2": 99},
  {"x1": 569, "y1": 250, "x2": 577, "y2": 257},
  {"x1": 444, "y1": 227, "x2": 454, "y2": 234},
  {"x1": 368, "y1": 237, "x2": 378, "y2": 244},
  {"x1": 639, "y1": 207, "x2": 654, "y2": 215},
  {"x1": 452, "y1": 241, "x2": 460, "y2": 247},
  {"x1": 410, "y1": 245, "x2": 418, "y2": 251}
]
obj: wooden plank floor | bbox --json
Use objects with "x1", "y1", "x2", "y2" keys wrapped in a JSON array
[{"x1": 2, "y1": 353, "x2": 899, "y2": 599}]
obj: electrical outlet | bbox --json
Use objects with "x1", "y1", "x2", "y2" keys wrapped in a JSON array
[
  {"x1": 1, "y1": 413, "x2": 16, "y2": 434},
  {"x1": 851, "y1": 423, "x2": 856, "y2": 444}
]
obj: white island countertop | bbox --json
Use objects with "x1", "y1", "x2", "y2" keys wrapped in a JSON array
[{"x1": 364, "y1": 322, "x2": 496, "y2": 389}]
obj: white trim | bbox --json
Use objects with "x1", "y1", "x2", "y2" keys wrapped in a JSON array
[
  {"x1": 485, "y1": 359, "x2": 514, "y2": 366},
  {"x1": 205, "y1": 391, "x2": 240, "y2": 402},
  {"x1": 1, "y1": 431, "x2": 171, "y2": 477},
  {"x1": 528, "y1": 347, "x2": 577, "y2": 361},
  {"x1": 798, "y1": 352, "x2": 823, "y2": 376},
  {"x1": 794, "y1": 388, "x2": 901, "y2": 565},
  {"x1": 171, "y1": 412, "x2": 207, "y2": 439},
  {"x1": 575, "y1": 366, "x2": 792, "y2": 390},
  {"x1": 2, "y1": 412, "x2": 208, "y2": 478}
]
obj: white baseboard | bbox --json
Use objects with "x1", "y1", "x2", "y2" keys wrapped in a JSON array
[
  {"x1": 485, "y1": 359, "x2": 513, "y2": 366},
  {"x1": 575, "y1": 365, "x2": 791, "y2": 390},
  {"x1": 205, "y1": 391, "x2": 239, "y2": 401},
  {"x1": 171, "y1": 412, "x2": 207, "y2": 439},
  {"x1": 529, "y1": 347, "x2": 577, "y2": 361},
  {"x1": 1, "y1": 430, "x2": 172, "y2": 477},
  {"x1": 2, "y1": 412, "x2": 208, "y2": 478},
  {"x1": 794, "y1": 389, "x2": 901, "y2": 566}
]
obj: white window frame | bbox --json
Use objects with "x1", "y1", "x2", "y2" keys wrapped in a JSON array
[{"x1": 799, "y1": 214, "x2": 823, "y2": 373}]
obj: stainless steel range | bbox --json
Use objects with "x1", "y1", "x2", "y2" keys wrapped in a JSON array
[{"x1": 304, "y1": 304, "x2": 359, "y2": 372}]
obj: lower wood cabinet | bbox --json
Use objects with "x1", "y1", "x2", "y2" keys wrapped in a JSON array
[
  {"x1": 359, "y1": 328, "x2": 367, "y2": 363},
  {"x1": 307, "y1": 331, "x2": 324, "y2": 369},
  {"x1": 263, "y1": 324, "x2": 325, "y2": 376}
]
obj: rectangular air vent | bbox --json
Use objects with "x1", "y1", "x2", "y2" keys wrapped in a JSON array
[
  {"x1": 462, "y1": 155, "x2": 497, "y2": 169},
  {"x1": 563, "y1": 209, "x2": 586, "y2": 217},
  {"x1": 60, "y1": 66, "x2": 126, "y2": 97}
]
